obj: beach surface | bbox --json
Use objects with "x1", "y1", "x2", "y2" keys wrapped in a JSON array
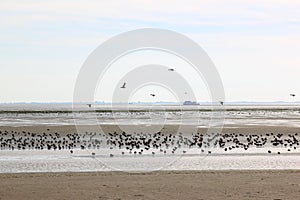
[
  {"x1": 0, "y1": 170, "x2": 299, "y2": 200},
  {"x1": 1, "y1": 124, "x2": 300, "y2": 199}
]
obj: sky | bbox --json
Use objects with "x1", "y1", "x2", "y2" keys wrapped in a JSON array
[{"x1": 0, "y1": 0, "x2": 300, "y2": 103}]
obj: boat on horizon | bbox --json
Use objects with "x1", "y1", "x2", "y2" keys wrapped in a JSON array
[{"x1": 183, "y1": 101, "x2": 200, "y2": 105}]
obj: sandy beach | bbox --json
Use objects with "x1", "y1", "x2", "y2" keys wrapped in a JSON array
[{"x1": 0, "y1": 170, "x2": 299, "y2": 200}]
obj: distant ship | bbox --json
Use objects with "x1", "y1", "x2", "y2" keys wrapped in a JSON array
[{"x1": 183, "y1": 101, "x2": 200, "y2": 105}]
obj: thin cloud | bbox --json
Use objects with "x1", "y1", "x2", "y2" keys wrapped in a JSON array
[{"x1": 1, "y1": 0, "x2": 299, "y2": 28}]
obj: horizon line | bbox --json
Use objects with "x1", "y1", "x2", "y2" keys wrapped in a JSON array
[{"x1": 0, "y1": 101, "x2": 299, "y2": 104}]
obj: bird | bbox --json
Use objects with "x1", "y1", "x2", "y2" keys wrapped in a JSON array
[
  {"x1": 87, "y1": 104, "x2": 92, "y2": 108},
  {"x1": 290, "y1": 94, "x2": 296, "y2": 103},
  {"x1": 150, "y1": 94, "x2": 155, "y2": 97},
  {"x1": 121, "y1": 82, "x2": 126, "y2": 89},
  {"x1": 168, "y1": 68, "x2": 174, "y2": 71},
  {"x1": 219, "y1": 101, "x2": 224, "y2": 105}
]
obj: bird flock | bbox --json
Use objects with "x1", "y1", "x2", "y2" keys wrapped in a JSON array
[{"x1": 0, "y1": 129, "x2": 299, "y2": 156}]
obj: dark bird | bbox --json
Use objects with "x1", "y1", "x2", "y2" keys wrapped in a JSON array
[
  {"x1": 87, "y1": 104, "x2": 92, "y2": 108},
  {"x1": 168, "y1": 68, "x2": 174, "y2": 71},
  {"x1": 219, "y1": 101, "x2": 224, "y2": 105},
  {"x1": 150, "y1": 94, "x2": 155, "y2": 97},
  {"x1": 290, "y1": 94, "x2": 296, "y2": 97},
  {"x1": 121, "y1": 82, "x2": 126, "y2": 89}
]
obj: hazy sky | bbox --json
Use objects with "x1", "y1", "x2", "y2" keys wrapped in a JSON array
[{"x1": 1, "y1": 0, "x2": 300, "y2": 103}]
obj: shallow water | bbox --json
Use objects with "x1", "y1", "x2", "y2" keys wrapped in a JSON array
[
  {"x1": 0, "y1": 103, "x2": 300, "y2": 127},
  {"x1": 1, "y1": 148, "x2": 300, "y2": 173}
]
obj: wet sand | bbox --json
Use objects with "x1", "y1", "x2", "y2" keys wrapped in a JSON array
[
  {"x1": 0, "y1": 170, "x2": 299, "y2": 200},
  {"x1": 1, "y1": 124, "x2": 300, "y2": 135}
]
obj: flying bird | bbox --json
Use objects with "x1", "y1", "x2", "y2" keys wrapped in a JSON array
[
  {"x1": 219, "y1": 101, "x2": 224, "y2": 105},
  {"x1": 87, "y1": 104, "x2": 92, "y2": 108},
  {"x1": 168, "y1": 68, "x2": 174, "y2": 71},
  {"x1": 150, "y1": 94, "x2": 156, "y2": 97},
  {"x1": 290, "y1": 94, "x2": 296, "y2": 97},
  {"x1": 121, "y1": 82, "x2": 126, "y2": 89}
]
